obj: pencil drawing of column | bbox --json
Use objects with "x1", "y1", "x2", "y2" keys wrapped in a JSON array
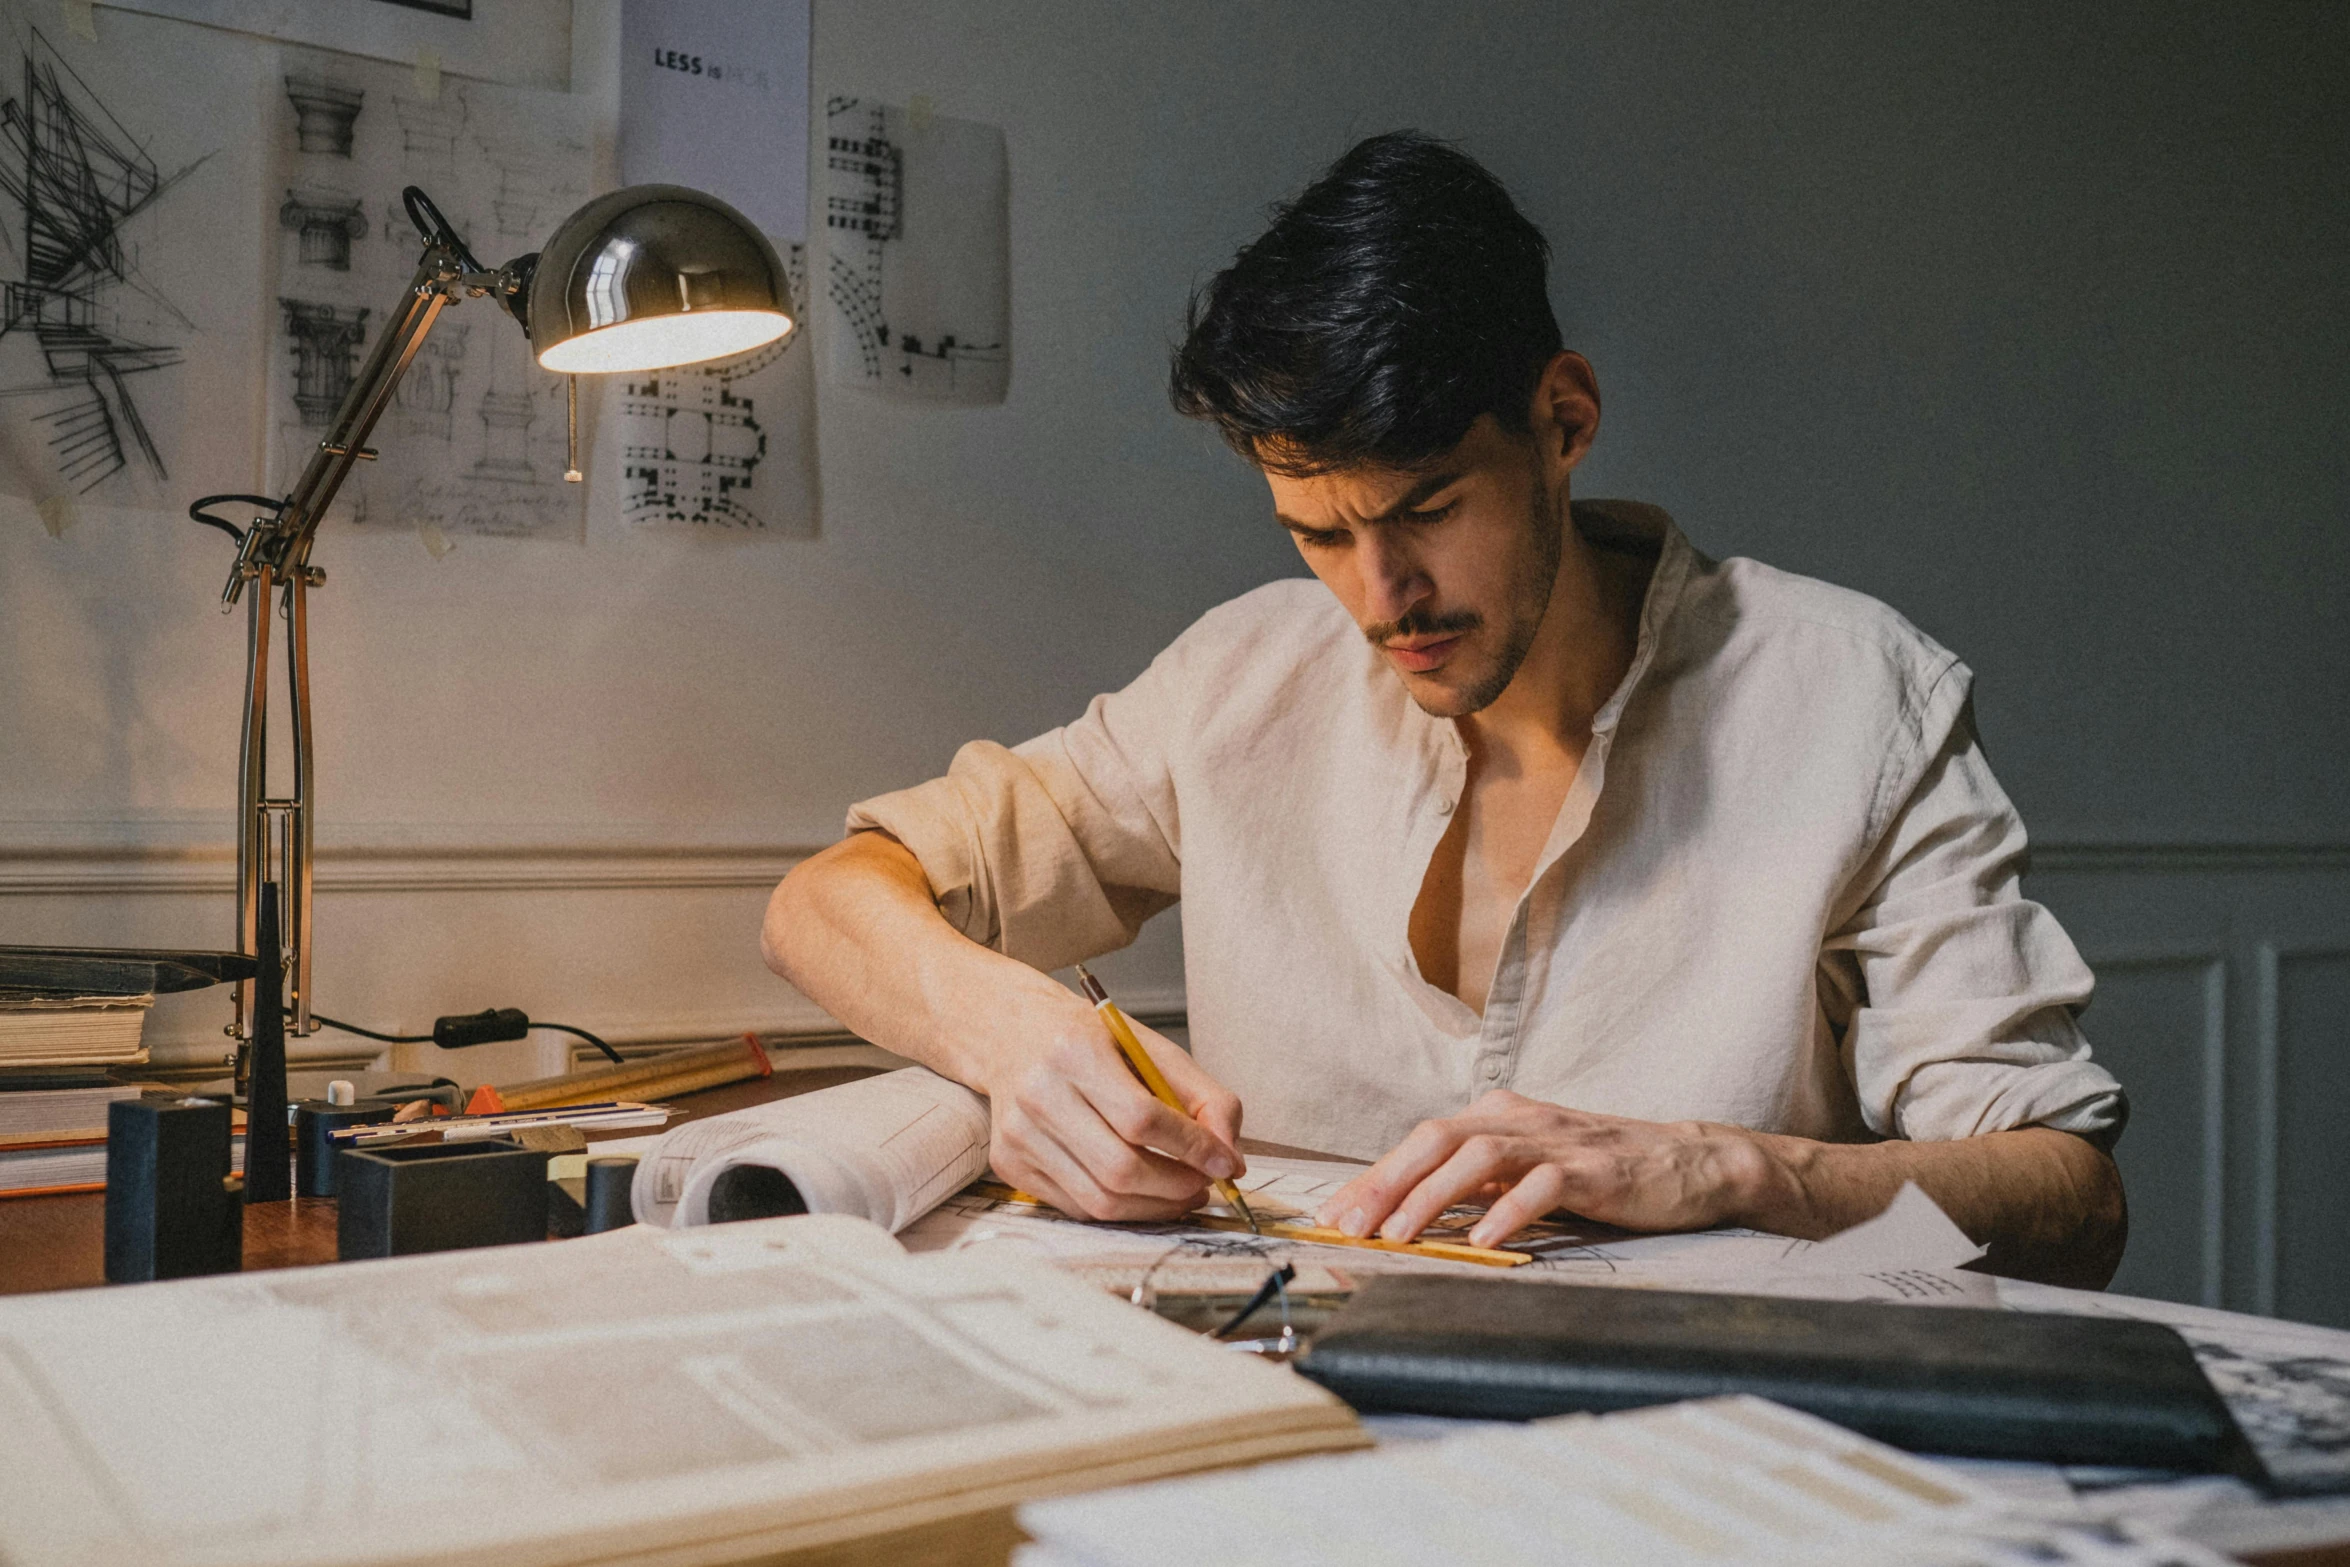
[
  {"x1": 393, "y1": 321, "x2": 466, "y2": 440},
  {"x1": 279, "y1": 300, "x2": 367, "y2": 427},
  {"x1": 283, "y1": 76, "x2": 362, "y2": 156},
  {"x1": 279, "y1": 189, "x2": 367, "y2": 270},
  {"x1": 394, "y1": 94, "x2": 463, "y2": 175}
]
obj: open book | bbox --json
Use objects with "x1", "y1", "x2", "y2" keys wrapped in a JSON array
[{"x1": 0, "y1": 1212, "x2": 1364, "y2": 1567}]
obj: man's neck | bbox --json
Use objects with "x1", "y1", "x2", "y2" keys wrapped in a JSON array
[{"x1": 1459, "y1": 509, "x2": 1646, "y2": 768}]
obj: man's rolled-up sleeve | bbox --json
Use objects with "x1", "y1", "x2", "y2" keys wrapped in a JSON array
[
  {"x1": 1824, "y1": 680, "x2": 2128, "y2": 1148},
  {"x1": 844, "y1": 655, "x2": 1187, "y2": 975}
]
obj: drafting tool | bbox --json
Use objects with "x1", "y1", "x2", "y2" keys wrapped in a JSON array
[
  {"x1": 1074, "y1": 963, "x2": 1260, "y2": 1234},
  {"x1": 1188, "y1": 1213, "x2": 1531, "y2": 1268},
  {"x1": 330, "y1": 1100, "x2": 670, "y2": 1146},
  {"x1": 969, "y1": 1179, "x2": 1531, "y2": 1268}
]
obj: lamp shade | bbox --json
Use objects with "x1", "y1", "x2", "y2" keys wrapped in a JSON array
[{"x1": 524, "y1": 184, "x2": 793, "y2": 375}]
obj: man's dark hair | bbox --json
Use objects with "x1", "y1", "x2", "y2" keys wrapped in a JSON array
[{"x1": 1169, "y1": 130, "x2": 1562, "y2": 477}]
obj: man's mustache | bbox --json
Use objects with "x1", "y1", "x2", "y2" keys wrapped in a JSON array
[{"x1": 1362, "y1": 607, "x2": 1483, "y2": 646}]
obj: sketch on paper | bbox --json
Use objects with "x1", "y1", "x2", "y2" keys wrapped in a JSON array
[
  {"x1": 823, "y1": 98, "x2": 1009, "y2": 404},
  {"x1": 0, "y1": 2, "x2": 265, "y2": 521},
  {"x1": 0, "y1": 29, "x2": 197, "y2": 494},
  {"x1": 264, "y1": 48, "x2": 589, "y2": 541},
  {"x1": 609, "y1": 245, "x2": 818, "y2": 536}
]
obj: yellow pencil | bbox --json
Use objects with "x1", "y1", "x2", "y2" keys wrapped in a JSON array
[{"x1": 1074, "y1": 963, "x2": 1262, "y2": 1234}]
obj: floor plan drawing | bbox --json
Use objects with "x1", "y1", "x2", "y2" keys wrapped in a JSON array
[
  {"x1": 823, "y1": 97, "x2": 1008, "y2": 404},
  {"x1": 263, "y1": 47, "x2": 589, "y2": 541},
  {"x1": 609, "y1": 244, "x2": 817, "y2": 536}
]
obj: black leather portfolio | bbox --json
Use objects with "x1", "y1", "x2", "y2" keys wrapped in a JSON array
[{"x1": 1295, "y1": 1275, "x2": 2264, "y2": 1479}]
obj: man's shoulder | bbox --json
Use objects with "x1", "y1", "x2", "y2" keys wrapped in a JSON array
[{"x1": 1677, "y1": 548, "x2": 1966, "y2": 709}]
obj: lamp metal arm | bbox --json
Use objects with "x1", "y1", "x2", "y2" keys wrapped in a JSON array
[{"x1": 220, "y1": 240, "x2": 526, "y2": 610}]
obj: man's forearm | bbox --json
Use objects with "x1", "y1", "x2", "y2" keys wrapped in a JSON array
[
  {"x1": 761, "y1": 833, "x2": 1067, "y2": 1092},
  {"x1": 1729, "y1": 1125, "x2": 2127, "y2": 1289}
]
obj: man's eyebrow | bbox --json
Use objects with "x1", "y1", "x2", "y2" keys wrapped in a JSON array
[{"x1": 1273, "y1": 471, "x2": 1463, "y2": 533}]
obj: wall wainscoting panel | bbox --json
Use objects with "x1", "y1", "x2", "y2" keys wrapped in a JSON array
[
  {"x1": 2267, "y1": 947, "x2": 2350, "y2": 1331},
  {"x1": 2028, "y1": 844, "x2": 2350, "y2": 1327}
]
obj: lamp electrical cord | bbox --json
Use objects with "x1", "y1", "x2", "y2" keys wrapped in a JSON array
[
  {"x1": 186, "y1": 492, "x2": 284, "y2": 548},
  {"x1": 298, "y1": 1009, "x2": 626, "y2": 1065}
]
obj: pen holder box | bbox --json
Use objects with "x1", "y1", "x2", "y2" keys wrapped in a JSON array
[
  {"x1": 337, "y1": 1138, "x2": 549, "y2": 1260},
  {"x1": 293, "y1": 1098, "x2": 398, "y2": 1198}
]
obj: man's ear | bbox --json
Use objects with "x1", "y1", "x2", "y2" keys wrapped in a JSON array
[{"x1": 1528, "y1": 350, "x2": 1602, "y2": 476}]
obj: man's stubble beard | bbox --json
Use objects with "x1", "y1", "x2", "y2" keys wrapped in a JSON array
[{"x1": 1408, "y1": 461, "x2": 1564, "y2": 719}]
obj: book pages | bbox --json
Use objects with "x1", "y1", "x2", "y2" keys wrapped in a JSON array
[
  {"x1": 0, "y1": 1213, "x2": 1361, "y2": 1567},
  {"x1": 634, "y1": 1066, "x2": 990, "y2": 1231}
]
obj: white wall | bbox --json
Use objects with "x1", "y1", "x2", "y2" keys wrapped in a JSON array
[{"x1": 2, "y1": 4, "x2": 2341, "y2": 1310}]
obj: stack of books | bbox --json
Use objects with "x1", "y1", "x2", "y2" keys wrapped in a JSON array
[{"x1": 0, "y1": 990, "x2": 156, "y2": 1197}]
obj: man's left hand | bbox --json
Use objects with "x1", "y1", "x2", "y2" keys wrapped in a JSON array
[{"x1": 1316, "y1": 1090, "x2": 1770, "y2": 1248}]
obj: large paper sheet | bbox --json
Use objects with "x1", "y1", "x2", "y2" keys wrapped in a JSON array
[
  {"x1": 0, "y1": 2, "x2": 270, "y2": 529},
  {"x1": 903, "y1": 1159, "x2": 2000, "y2": 1307},
  {"x1": 264, "y1": 46, "x2": 590, "y2": 543},
  {"x1": 100, "y1": 0, "x2": 572, "y2": 90},
  {"x1": 620, "y1": 0, "x2": 809, "y2": 241},
  {"x1": 1016, "y1": 1395, "x2": 2236, "y2": 1567},
  {"x1": 822, "y1": 98, "x2": 1009, "y2": 403}
]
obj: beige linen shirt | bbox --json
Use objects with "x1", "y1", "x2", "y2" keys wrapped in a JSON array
[{"x1": 847, "y1": 500, "x2": 2124, "y2": 1161}]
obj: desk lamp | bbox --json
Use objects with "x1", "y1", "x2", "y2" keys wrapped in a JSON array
[{"x1": 188, "y1": 183, "x2": 791, "y2": 1200}]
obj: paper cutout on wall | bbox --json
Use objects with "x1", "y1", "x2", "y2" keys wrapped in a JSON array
[
  {"x1": 102, "y1": 0, "x2": 571, "y2": 91},
  {"x1": 607, "y1": 244, "x2": 818, "y2": 537},
  {"x1": 264, "y1": 47, "x2": 590, "y2": 541},
  {"x1": 822, "y1": 98, "x2": 1009, "y2": 405},
  {"x1": 0, "y1": 2, "x2": 269, "y2": 520}
]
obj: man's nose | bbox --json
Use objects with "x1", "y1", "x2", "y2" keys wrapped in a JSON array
[{"x1": 1357, "y1": 530, "x2": 1432, "y2": 625}]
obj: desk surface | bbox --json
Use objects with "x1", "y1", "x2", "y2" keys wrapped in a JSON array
[
  {"x1": 6, "y1": 1065, "x2": 2346, "y2": 1565},
  {"x1": 0, "y1": 1063, "x2": 887, "y2": 1295}
]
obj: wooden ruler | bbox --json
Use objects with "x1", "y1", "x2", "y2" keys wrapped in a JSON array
[{"x1": 968, "y1": 1181, "x2": 1531, "y2": 1269}]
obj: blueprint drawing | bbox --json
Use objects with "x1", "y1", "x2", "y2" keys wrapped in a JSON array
[
  {"x1": 606, "y1": 243, "x2": 817, "y2": 537},
  {"x1": 823, "y1": 98, "x2": 1009, "y2": 405}
]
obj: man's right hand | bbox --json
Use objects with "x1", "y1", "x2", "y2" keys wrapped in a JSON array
[
  {"x1": 764, "y1": 832, "x2": 1244, "y2": 1224},
  {"x1": 977, "y1": 979, "x2": 1246, "y2": 1221}
]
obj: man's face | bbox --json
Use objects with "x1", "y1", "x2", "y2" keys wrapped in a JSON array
[{"x1": 1267, "y1": 414, "x2": 1564, "y2": 718}]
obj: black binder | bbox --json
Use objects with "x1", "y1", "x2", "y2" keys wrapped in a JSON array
[{"x1": 1295, "y1": 1275, "x2": 2265, "y2": 1481}]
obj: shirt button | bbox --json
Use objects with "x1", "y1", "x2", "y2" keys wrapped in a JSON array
[
  {"x1": 1437, "y1": 797, "x2": 1455, "y2": 816},
  {"x1": 1481, "y1": 1059, "x2": 1503, "y2": 1081}
]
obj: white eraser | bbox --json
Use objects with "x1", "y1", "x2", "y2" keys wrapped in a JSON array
[{"x1": 326, "y1": 1079, "x2": 356, "y2": 1107}]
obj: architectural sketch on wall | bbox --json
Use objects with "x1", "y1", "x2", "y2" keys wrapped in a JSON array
[
  {"x1": 0, "y1": 2, "x2": 266, "y2": 520},
  {"x1": 822, "y1": 98, "x2": 1009, "y2": 405},
  {"x1": 609, "y1": 245, "x2": 816, "y2": 536},
  {"x1": 263, "y1": 47, "x2": 588, "y2": 541}
]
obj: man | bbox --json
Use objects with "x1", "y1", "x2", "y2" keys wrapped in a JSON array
[{"x1": 765, "y1": 132, "x2": 2127, "y2": 1287}]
